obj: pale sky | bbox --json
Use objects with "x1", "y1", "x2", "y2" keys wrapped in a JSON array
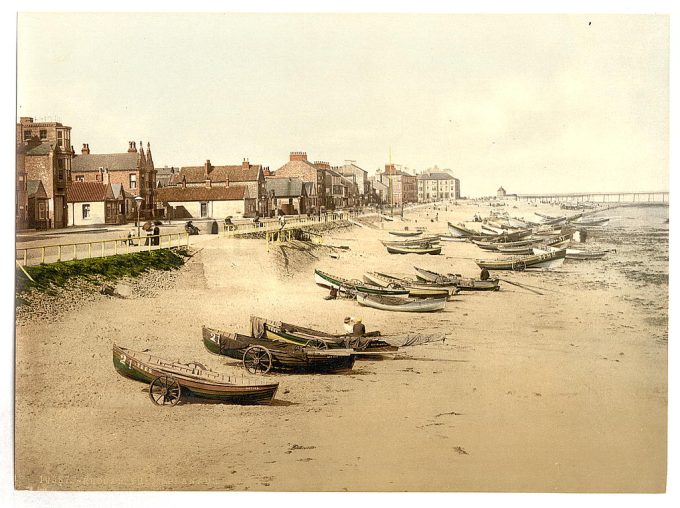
[{"x1": 17, "y1": 13, "x2": 668, "y2": 197}]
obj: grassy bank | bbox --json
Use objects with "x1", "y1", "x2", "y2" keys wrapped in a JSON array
[{"x1": 16, "y1": 247, "x2": 190, "y2": 295}]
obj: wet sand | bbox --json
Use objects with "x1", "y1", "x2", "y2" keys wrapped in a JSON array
[{"x1": 14, "y1": 201, "x2": 667, "y2": 492}]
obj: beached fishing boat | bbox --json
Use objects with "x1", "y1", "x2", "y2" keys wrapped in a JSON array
[
  {"x1": 202, "y1": 326, "x2": 356, "y2": 373},
  {"x1": 314, "y1": 269, "x2": 409, "y2": 296},
  {"x1": 356, "y1": 292, "x2": 447, "y2": 312},
  {"x1": 565, "y1": 249, "x2": 607, "y2": 260},
  {"x1": 388, "y1": 230, "x2": 423, "y2": 237},
  {"x1": 385, "y1": 244, "x2": 442, "y2": 255},
  {"x1": 362, "y1": 272, "x2": 454, "y2": 297},
  {"x1": 481, "y1": 224, "x2": 505, "y2": 235},
  {"x1": 438, "y1": 234, "x2": 466, "y2": 242},
  {"x1": 447, "y1": 222, "x2": 479, "y2": 238},
  {"x1": 496, "y1": 233, "x2": 571, "y2": 255},
  {"x1": 475, "y1": 248, "x2": 567, "y2": 271},
  {"x1": 112, "y1": 344, "x2": 279, "y2": 405},
  {"x1": 412, "y1": 266, "x2": 500, "y2": 291},
  {"x1": 575, "y1": 217, "x2": 610, "y2": 227},
  {"x1": 249, "y1": 316, "x2": 398, "y2": 353},
  {"x1": 381, "y1": 235, "x2": 440, "y2": 247}
]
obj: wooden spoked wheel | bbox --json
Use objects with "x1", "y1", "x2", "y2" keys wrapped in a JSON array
[
  {"x1": 149, "y1": 375, "x2": 181, "y2": 406},
  {"x1": 512, "y1": 260, "x2": 527, "y2": 272},
  {"x1": 243, "y1": 346, "x2": 273, "y2": 374},
  {"x1": 306, "y1": 338, "x2": 328, "y2": 349}
]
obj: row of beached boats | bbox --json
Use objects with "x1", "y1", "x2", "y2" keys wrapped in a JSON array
[
  {"x1": 445, "y1": 209, "x2": 611, "y2": 271},
  {"x1": 314, "y1": 266, "x2": 500, "y2": 313},
  {"x1": 113, "y1": 315, "x2": 438, "y2": 406}
]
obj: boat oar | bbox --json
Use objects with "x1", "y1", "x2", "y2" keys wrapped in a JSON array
[{"x1": 499, "y1": 278, "x2": 544, "y2": 296}]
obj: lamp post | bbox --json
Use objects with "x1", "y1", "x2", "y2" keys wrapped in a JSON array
[{"x1": 134, "y1": 195, "x2": 143, "y2": 240}]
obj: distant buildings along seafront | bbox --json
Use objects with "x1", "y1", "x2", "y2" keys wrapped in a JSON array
[{"x1": 15, "y1": 116, "x2": 463, "y2": 230}]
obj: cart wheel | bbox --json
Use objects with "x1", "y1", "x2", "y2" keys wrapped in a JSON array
[
  {"x1": 512, "y1": 260, "x2": 527, "y2": 272},
  {"x1": 149, "y1": 375, "x2": 181, "y2": 406},
  {"x1": 243, "y1": 346, "x2": 273, "y2": 374},
  {"x1": 307, "y1": 338, "x2": 328, "y2": 349}
]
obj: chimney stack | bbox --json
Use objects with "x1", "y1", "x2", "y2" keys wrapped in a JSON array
[
  {"x1": 81, "y1": 143, "x2": 90, "y2": 155},
  {"x1": 290, "y1": 151, "x2": 308, "y2": 162},
  {"x1": 204, "y1": 159, "x2": 212, "y2": 178},
  {"x1": 385, "y1": 163, "x2": 396, "y2": 175},
  {"x1": 128, "y1": 141, "x2": 137, "y2": 153},
  {"x1": 102, "y1": 169, "x2": 110, "y2": 185},
  {"x1": 313, "y1": 161, "x2": 330, "y2": 171},
  {"x1": 242, "y1": 158, "x2": 250, "y2": 170}
]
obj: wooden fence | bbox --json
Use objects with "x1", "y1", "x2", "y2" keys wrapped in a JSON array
[
  {"x1": 16, "y1": 232, "x2": 190, "y2": 267},
  {"x1": 221, "y1": 212, "x2": 347, "y2": 237}
]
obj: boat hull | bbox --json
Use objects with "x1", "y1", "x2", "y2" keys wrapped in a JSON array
[
  {"x1": 202, "y1": 327, "x2": 356, "y2": 373},
  {"x1": 475, "y1": 248, "x2": 566, "y2": 270},
  {"x1": 112, "y1": 345, "x2": 278, "y2": 404},
  {"x1": 356, "y1": 293, "x2": 447, "y2": 312},
  {"x1": 385, "y1": 245, "x2": 441, "y2": 255},
  {"x1": 314, "y1": 269, "x2": 409, "y2": 296}
]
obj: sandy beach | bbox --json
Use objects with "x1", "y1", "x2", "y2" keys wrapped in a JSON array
[{"x1": 14, "y1": 200, "x2": 668, "y2": 492}]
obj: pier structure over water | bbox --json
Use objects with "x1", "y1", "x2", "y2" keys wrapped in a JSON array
[{"x1": 513, "y1": 191, "x2": 668, "y2": 204}]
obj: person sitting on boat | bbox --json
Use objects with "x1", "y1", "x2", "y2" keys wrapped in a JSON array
[
  {"x1": 324, "y1": 287, "x2": 338, "y2": 300},
  {"x1": 343, "y1": 316, "x2": 354, "y2": 334},
  {"x1": 352, "y1": 317, "x2": 366, "y2": 337}
]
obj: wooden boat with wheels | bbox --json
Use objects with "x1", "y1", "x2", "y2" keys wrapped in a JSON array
[
  {"x1": 202, "y1": 326, "x2": 356, "y2": 373},
  {"x1": 385, "y1": 244, "x2": 441, "y2": 255},
  {"x1": 249, "y1": 316, "x2": 398, "y2": 353},
  {"x1": 314, "y1": 269, "x2": 409, "y2": 297},
  {"x1": 412, "y1": 266, "x2": 500, "y2": 291},
  {"x1": 475, "y1": 247, "x2": 566, "y2": 271},
  {"x1": 356, "y1": 292, "x2": 447, "y2": 312},
  {"x1": 112, "y1": 344, "x2": 278, "y2": 405}
]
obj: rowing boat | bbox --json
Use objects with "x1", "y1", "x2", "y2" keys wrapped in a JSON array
[
  {"x1": 381, "y1": 235, "x2": 440, "y2": 246},
  {"x1": 565, "y1": 249, "x2": 607, "y2": 260},
  {"x1": 574, "y1": 217, "x2": 610, "y2": 227},
  {"x1": 356, "y1": 292, "x2": 447, "y2": 312},
  {"x1": 495, "y1": 233, "x2": 571, "y2": 255},
  {"x1": 249, "y1": 316, "x2": 398, "y2": 353},
  {"x1": 112, "y1": 344, "x2": 279, "y2": 404},
  {"x1": 362, "y1": 272, "x2": 454, "y2": 297},
  {"x1": 314, "y1": 269, "x2": 409, "y2": 296},
  {"x1": 447, "y1": 222, "x2": 479, "y2": 238},
  {"x1": 475, "y1": 248, "x2": 567, "y2": 271},
  {"x1": 385, "y1": 244, "x2": 442, "y2": 255},
  {"x1": 388, "y1": 230, "x2": 422, "y2": 237},
  {"x1": 202, "y1": 326, "x2": 356, "y2": 373},
  {"x1": 412, "y1": 266, "x2": 500, "y2": 291}
]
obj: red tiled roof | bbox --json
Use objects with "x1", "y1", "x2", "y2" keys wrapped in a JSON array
[
  {"x1": 67, "y1": 182, "x2": 109, "y2": 202},
  {"x1": 156, "y1": 185, "x2": 247, "y2": 202},
  {"x1": 174, "y1": 165, "x2": 262, "y2": 185}
]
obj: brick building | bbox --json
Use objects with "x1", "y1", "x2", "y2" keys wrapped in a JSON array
[
  {"x1": 379, "y1": 164, "x2": 417, "y2": 206},
  {"x1": 275, "y1": 152, "x2": 326, "y2": 212},
  {"x1": 16, "y1": 117, "x2": 73, "y2": 229},
  {"x1": 71, "y1": 141, "x2": 157, "y2": 220},
  {"x1": 156, "y1": 183, "x2": 250, "y2": 220},
  {"x1": 170, "y1": 159, "x2": 268, "y2": 217},
  {"x1": 335, "y1": 162, "x2": 369, "y2": 204}
]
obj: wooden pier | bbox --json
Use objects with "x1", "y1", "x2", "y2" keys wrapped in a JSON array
[{"x1": 513, "y1": 191, "x2": 668, "y2": 204}]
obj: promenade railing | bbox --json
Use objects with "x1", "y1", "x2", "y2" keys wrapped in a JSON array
[{"x1": 16, "y1": 232, "x2": 190, "y2": 267}]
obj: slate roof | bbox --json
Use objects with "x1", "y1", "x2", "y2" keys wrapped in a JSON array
[
  {"x1": 25, "y1": 143, "x2": 52, "y2": 156},
  {"x1": 67, "y1": 182, "x2": 110, "y2": 202},
  {"x1": 71, "y1": 153, "x2": 139, "y2": 172},
  {"x1": 266, "y1": 177, "x2": 304, "y2": 197},
  {"x1": 417, "y1": 172, "x2": 454, "y2": 180},
  {"x1": 27, "y1": 180, "x2": 47, "y2": 198},
  {"x1": 156, "y1": 185, "x2": 247, "y2": 202},
  {"x1": 175, "y1": 165, "x2": 262, "y2": 185}
]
